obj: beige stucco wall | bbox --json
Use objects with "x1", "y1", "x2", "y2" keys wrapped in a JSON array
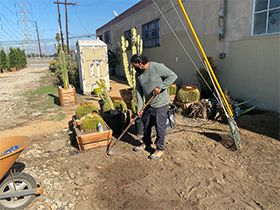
[{"x1": 97, "y1": 0, "x2": 280, "y2": 112}]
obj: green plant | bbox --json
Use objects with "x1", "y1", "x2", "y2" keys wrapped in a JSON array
[
  {"x1": 75, "y1": 102, "x2": 99, "y2": 119},
  {"x1": 103, "y1": 100, "x2": 127, "y2": 113},
  {"x1": 80, "y1": 113, "x2": 104, "y2": 132},
  {"x1": 60, "y1": 50, "x2": 69, "y2": 89},
  {"x1": 96, "y1": 79, "x2": 114, "y2": 114},
  {"x1": 195, "y1": 57, "x2": 217, "y2": 88},
  {"x1": 118, "y1": 28, "x2": 143, "y2": 93},
  {"x1": 177, "y1": 85, "x2": 200, "y2": 103},
  {"x1": 97, "y1": 92, "x2": 105, "y2": 102},
  {"x1": 108, "y1": 50, "x2": 119, "y2": 70},
  {"x1": 8, "y1": 47, "x2": 16, "y2": 68},
  {"x1": 131, "y1": 99, "x2": 137, "y2": 114},
  {"x1": 167, "y1": 83, "x2": 177, "y2": 96},
  {"x1": 0, "y1": 49, "x2": 8, "y2": 70}
]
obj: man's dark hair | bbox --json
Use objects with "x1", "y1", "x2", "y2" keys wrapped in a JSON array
[{"x1": 130, "y1": 54, "x2": 148, "y2": 65}]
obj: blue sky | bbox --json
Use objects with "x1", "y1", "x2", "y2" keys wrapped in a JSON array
[{"x1": 0, "y1": 0, "x2": 141, "y2": 55}]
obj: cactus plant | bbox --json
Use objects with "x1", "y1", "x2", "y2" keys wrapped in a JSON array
[
  {"x1": 75, "y1": 102, "x2": 98, "y2": 119},
  {"x1": 60, "y1": 50, "x2": 69, "y2": 89},
  {"x1": 167, "y1": 83, "x2": 177, "y2": 96},
  {"x1": 102, "y1": 98, "x2": 128, "y2": 113},
  {"x1": 177, "y1": 85, "x2": 201, "y2": 103},
  {"x1": 80, "y1": 113, "x2": 104, "y2": 132},
  {"x1": 96, "y1": 79, "x2": 115, "y2": 114},
  {"x1": 118, "y1": 28, "x2": 143, "y2": 99}
]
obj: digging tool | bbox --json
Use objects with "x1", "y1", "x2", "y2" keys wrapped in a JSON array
[{"x1": 107, "y1": 95, "x2": 155, "y2": 156}]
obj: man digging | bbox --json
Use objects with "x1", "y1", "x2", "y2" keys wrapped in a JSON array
[{"x1": 131, "y1": 54, "x2": 177, "y2": 159}]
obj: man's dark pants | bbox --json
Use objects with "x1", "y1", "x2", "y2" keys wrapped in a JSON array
[{"x1": 141, "y1": 105, "x2": 167, "y2": 150}]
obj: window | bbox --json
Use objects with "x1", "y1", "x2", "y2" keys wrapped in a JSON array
[
  {"x1": 142, "y1": 19, "x2": 160, "y2": 48},
  {"x1": 98, "y1": 35, "x2": 103, "y2": 41},
  {"x1": 104, "y1": 31, "x2": 110, "y2": 44},
  {"x1": 124, "y1": 28, "x2": 135, "y2": 50},
  {"x1": 252, "y1": 0, "x2": 280, "y2": 35}
]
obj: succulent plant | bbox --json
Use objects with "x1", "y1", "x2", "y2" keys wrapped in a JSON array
[
  {"x1": 177, "y1": 85, "x2": 200, "y2": 103},
  {"x1": 102, "y1": 99, "x2": 127, "y2": 113},
  {"x1": 75, "y1": 102, "x2": 98, "y2": 119},
  {"x1": 167, "y1": 83, "x2": 177, "y2": 96},
  {"x1": 96, "y1": 79, "x2": 115, "y2": 114},
  {"x1": 80, "y1": 113, "x2": 104, "y2": 132},
  {"x1": 60, "y1": 50, "x2": 69, "y2": 89}
]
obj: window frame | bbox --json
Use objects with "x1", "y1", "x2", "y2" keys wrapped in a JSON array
[
  {"x1": 252, "y1": 0, "x2": 280, "y2": 36},
  {"x1": 142, "y1": 19, "x2": 160, "y2": 48}
]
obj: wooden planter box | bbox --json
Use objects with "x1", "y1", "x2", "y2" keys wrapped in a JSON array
[
  {"x1": 73, "y1": 121, "x2": 113, "y2": 151},
  {"x1": 58, "y1": 85, "x2": 77, "y2": 107}
]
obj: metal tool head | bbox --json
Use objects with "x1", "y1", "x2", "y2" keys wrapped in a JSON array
[{"x1": 107, "y1": 148, "x2": 116, "y2": 156}]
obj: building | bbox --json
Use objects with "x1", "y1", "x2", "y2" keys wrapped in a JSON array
[{"x1": 96, "y1": 0, "x2": 280, "y2": 112}]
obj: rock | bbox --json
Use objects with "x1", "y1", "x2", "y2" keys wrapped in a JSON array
[{"x1": 45, "y1": 140, "x2": 65, "y2": 152}]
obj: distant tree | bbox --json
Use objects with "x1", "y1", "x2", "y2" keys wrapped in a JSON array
[
  {"x1": 9, "y1": 47, "x2": 16, "y2": 68},
  {"x1": 55, "y1": 33, "x2": 60, "y2": 45},
  {"x1": 21, "y1": 49, "x2": 27, "y2": 66},
  {"x1": 0, "y1": 49, "x2": 8, "y2": 70}
]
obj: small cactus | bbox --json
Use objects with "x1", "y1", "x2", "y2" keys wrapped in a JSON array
[
  {"x1": 177, "y1": 85, "x2": 200, "y2": 103},
  {"x1": 75, "y1": 102, "x2": 98, "y2": 119},
  {"x1": 103, "y1": 99, "x2": 127, "y2": 113},
  {"x1": 80, "y1": 113, "x2": 104, "y2": 132},
  {"x1": 167, "y1": 83, "x2": 177, "y2": 96},
  {"x1": 96, "y1": 79, "x2": 114, "y2": 114}
]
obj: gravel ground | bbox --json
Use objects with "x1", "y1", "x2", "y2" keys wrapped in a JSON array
[{"x1": 0, "y1": 67, "x2": 55, "y2": 130}]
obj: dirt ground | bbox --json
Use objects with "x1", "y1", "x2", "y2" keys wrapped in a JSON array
[{"x1": 0, "y1": 67, "x2": 279, "y2": 210}]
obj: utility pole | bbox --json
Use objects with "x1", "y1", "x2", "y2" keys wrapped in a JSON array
[
  {"x1": 54, "y1": 1, "x2": 78, "y2": 55},
  {"x1": 35, "y1": 21, "x2": 42, "y2": 58},
  {"x1": 65, "y1": 0, "x2": 69, "y2": 55},
  {"x1": 56, "y1": 0, "x2": 64, "y2": 52}
]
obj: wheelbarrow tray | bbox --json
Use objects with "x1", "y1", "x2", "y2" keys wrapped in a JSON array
[{"x1": 0, "y1": 136, "x2": 31, "y2": 180}]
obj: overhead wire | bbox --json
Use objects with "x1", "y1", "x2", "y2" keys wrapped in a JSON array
[{"x1": 152, "y1": 0, "x2": 227, "y2": 112}]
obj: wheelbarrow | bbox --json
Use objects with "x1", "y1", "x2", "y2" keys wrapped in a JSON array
[{"x1": 0, "y1": 136, "x2": 43, "y2": 210}]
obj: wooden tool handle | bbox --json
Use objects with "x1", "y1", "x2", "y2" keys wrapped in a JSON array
[{"x1": 116, "y1": 95, "x2": 155, "y2": 141}]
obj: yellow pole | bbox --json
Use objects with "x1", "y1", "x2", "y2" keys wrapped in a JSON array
[{"x1": 177, "y1": 0, "x2": 233, "y2": 116}]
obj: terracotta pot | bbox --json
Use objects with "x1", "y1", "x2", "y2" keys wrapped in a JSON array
[{"x1": 10, "y1": 67, "x2": 16, "y2": 72}]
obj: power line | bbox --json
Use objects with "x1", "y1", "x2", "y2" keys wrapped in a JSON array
[{"x1": 74, "y1": 7, "x2": 92, "y2": 35}]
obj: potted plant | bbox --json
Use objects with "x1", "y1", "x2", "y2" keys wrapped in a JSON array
[
  {"x1": 73, "y1": 111, "x2": 113, "y2": 151},
  {"x1": 118, "y1": 28, "x2": 143, "y2": 109},
  {"x1": 57, "y1": 49, "x2": 77, "y2": 107},
  {"x1": 175, "y1": 85, "x2": 201, "y2": 111},
  {"x1": 96, "y1": 79, "x2": 123, "y2": 136}
]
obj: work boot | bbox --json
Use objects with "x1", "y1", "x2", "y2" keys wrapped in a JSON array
[
  {"x1": 134, "y1": 143, "x2": 151, "y2": 152},
  {"x1": 149, "y1": 149, "x2": 164, "y2": 159}
]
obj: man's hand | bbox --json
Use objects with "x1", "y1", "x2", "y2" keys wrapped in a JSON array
[
  {"x1": 153, "y1": 87, "x2": 161, "y2": 96},
  {"x1": 137, "y1": 111, "x2": 143, "y2": 116}
]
